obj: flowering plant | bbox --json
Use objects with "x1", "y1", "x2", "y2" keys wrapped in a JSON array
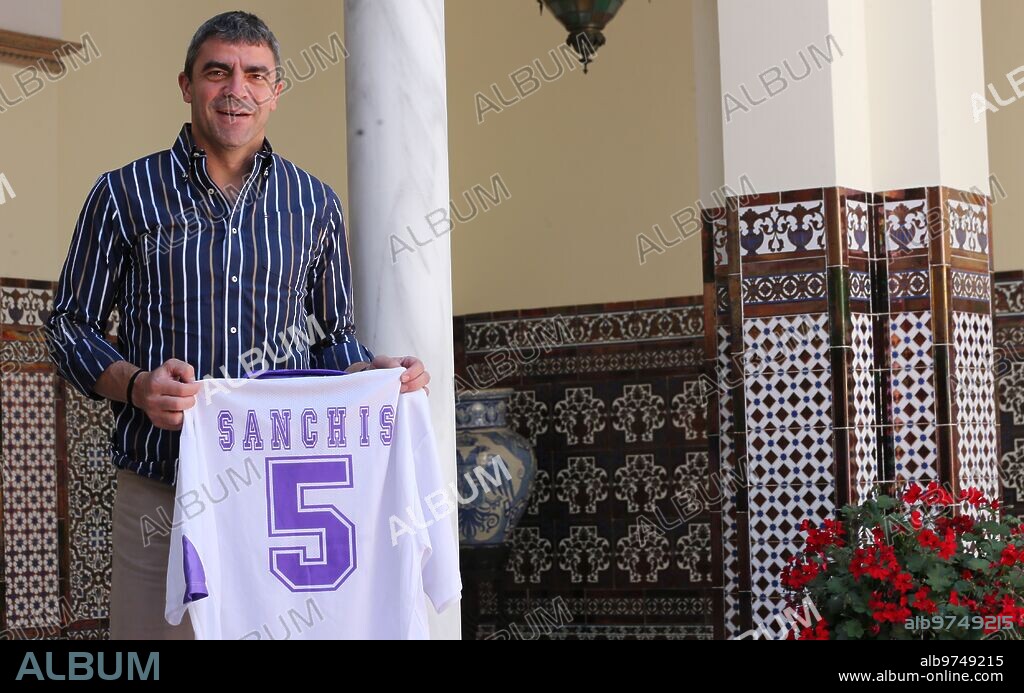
[{"x1": 782, "y1": 483, "x2": 1024, "y2": 640}]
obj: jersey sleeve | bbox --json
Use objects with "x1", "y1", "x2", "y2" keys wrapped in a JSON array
[
  {"x1": 406, "y1": 392, "x2": 463, "y2": 614},
  {"x1": 165, "y1": 405, "x2": 211, "y2": 627}
]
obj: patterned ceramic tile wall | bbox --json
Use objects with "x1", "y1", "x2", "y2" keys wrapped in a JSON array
[
  {"x1": 455, "y1": 297, "x2": 713, "y2": 640},
  {"x1": 0, "y1": 278, "x2": 117, "y2": 639}
]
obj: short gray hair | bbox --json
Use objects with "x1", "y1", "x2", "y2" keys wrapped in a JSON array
[{"x1": 184, "y1": 11, "x2": 281, "y2": 82}]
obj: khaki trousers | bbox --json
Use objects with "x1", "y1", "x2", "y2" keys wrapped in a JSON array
[{"x1": 110, "y1": 469, "x2": 194, "y2": 640}]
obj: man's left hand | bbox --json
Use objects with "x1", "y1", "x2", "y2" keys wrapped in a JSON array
[{"x1": 357, "y1": 355, "x2": 430, "y2": 394}]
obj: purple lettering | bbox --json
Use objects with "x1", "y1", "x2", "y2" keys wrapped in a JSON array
[
  {"x1": 218, "y1": 410, "x2": 234, "y2": 451},
  {"x1": 243, "y1": 409, "x2": 265, "y2": 450}
]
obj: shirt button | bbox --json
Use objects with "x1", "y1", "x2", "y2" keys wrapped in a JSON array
[
  {"x1": 208, "y1": 188, "x2": 215, "y2": 195},
  {"x1": 231, "y1": 228, "x2": 238, "y2": 234},
  {"x1": 231, "y1": 276, "x2": 238, "y2": 283},
  {"x1": 230, "y1": 327, "x2": 238, "y2": 334}
]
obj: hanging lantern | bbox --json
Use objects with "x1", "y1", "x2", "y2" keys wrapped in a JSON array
[{"x1": 537, "y1": 0, "x2": 629, "y2": 74}]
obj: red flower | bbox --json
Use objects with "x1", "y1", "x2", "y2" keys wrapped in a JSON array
[
  {"x1": 923, "y1": 481, "x2": 954, "y2": 506},
  {"x1": 891, "y1": 571, "x2": 914, "y2": 593},
  {"x1": 918, "y1": 529, "x2": 942, "y2": 550},
  {"x1": 997, "y1": 596, "x2": 1024, "y2": 628},
  {"x1": 903, "y1": 484, "x2": 924, "y2": 504},
  {"x1": 850, "y1": 548, "x2": 873, "y2": 580},
  {"x1": 911, "y1": 586, "x2": 937, "y2": 614},
  {"x1": 782, "y1": 559, "x2": 822, "y2": 590},
  {"x1": 1000, "y1": 544, "x2": 1019, "y2": 568},
  {"x1": 868, "y1": 592, "x2": 912, "y2": 623},
  {"x1": 959, "y1": 487, "x2": 987, "y2": 508},
  {"x1": 950, "y1": 590, "x2": 979, "y2": 611},
  {"x1": 936, "y1": 515, "x2": 974, "y2": 535},
  {"x1": 938, "y1": 529, "x2": 957, "y2": 560},
  {"x1": 803, "y1": 518, "x2": 846, "y2": 555},
  {"x1": 790, "y1": 617, "x2": 830, "y2": 640},
  {"x1": 910, "y1": 510, "x2": 923, "y2": 530}
]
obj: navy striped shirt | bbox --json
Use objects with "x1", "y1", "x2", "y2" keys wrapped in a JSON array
[{"x1": 45, "y1": 123, "x2": 375, "y2": 485}]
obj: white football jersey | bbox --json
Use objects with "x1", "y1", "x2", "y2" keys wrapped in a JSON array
[{"x1": 164, "y1": 367, "x2": 462, "y2": 639}]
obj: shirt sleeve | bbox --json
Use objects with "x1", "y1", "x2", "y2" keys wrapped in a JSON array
[
  {"x1": 406, "y1": 392, "x2": 463, "y2": 615},
  {"x1": 44, "y1": 174, "x2": 129, "y2": 401},
  {"x1": 306, "y1": 187, "x2": 375, "y2": 372}
]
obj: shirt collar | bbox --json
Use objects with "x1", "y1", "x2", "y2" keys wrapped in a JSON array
[{"x1": 172, "y1": 122, "x2": 274, "y2": 177}]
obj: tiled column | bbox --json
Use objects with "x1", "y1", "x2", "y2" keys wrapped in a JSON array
[{"x1": 696, "y1": 0, "x2": 996, "y2": 639}]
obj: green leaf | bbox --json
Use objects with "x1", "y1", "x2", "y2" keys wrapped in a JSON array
[
  {"x1": 952, "y1": 580, "x2": 973, "y2": 593},
  {"x1": 905, "y1": 554, "x2": 927, "y2": 572},
  {"x1": 849, "y1": 593, "x2": 868, "y2": 615},
  {"x1": 977, "y1": 521, "x2": 1012, "y2": 536},
  {"x1": 841, "y1": 620, "x2": 865, "y2": 638},
  {"x1": 875, "y1": 496, "x2": 898, "y2": 510},
  {"x1": 926, "y1": 565, "x2": 955, "y2": 592},
  {"x1": 966, "y1": 558, "x2": 991, "y2": 571},
  {"x1": 826, "y1": 578, "x2": 848, "y2": 595}
]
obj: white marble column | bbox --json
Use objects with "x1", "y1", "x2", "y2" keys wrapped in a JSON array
[{"x1": 343, "y1": 0, "x2": 460, "y2": 639}]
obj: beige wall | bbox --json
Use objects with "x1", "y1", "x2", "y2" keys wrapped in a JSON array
[
  {"x1": 446, "y1": 0, "x2": 700, "y2": 313},
  {"x1": 1, "y1": 0, "x2": 1020, "y2": 315},
  {"x1": 982, "y1": 0, "x2": 1024, "y2": 271},
  {"x1": 0, "y1": 61, "x2": 60, "y2": 279}
]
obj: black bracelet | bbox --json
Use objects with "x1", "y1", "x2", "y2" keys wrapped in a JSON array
[{"x1": 127, "y1": 368, "x2": 145, "y2": 408}]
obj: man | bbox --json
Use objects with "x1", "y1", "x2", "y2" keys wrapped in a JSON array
[{"x1": 44, "y1": 11, "x2": 430, "y2": 640}]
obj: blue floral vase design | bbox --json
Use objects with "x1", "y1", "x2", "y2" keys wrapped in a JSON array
[{"x1": 455, "y1": 389, "x2": 536, "y2": 547}]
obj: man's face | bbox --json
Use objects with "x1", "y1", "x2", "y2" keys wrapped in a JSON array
[{"x1": 178, "y1": 37, "x2": 283, "y2": 153}]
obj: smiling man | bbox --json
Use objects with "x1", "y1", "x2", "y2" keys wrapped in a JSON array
[{"x1": 44, "y1": 11, "x2": 429, "y2": 640}]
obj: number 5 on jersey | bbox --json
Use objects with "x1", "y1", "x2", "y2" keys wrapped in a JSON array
[{"x1": 266, "y1": 455, "x2": 356, "y2": 591}]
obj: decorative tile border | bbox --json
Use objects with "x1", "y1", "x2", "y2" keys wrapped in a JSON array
[
  {"x1": 951, "y1": 270, "x2": 992, "y2": 303},
  {"x1": 846, "y1": 199, "x2": 870, "y2": 253},
  {"x1": 713, "y1": 217, "x2": 729, "y2": 267},
  {"x1": 888, "y1": 270, "x2": 930, "y2": 300},
  {"x1": 994, "y1": 274, "x2": 1024, "y2": 316},
  {"x1": 850, "y1": 271, "x2": 871, "y2": 302},
  {"x1": 464, "y1": 306, "x2": 703, "y2": 353},
  {"x1": 741, "y1": 272, "x2": 827, "y2": 305},
  {"x1": 0, "y1": 285, "x2": 53, "y2": 328},
  {"x1": 884, "y1": 199, "x2": 928, "y2": 253},
  {"x1": 738, "y1": 201, "x2": 826, "y2": 257},
  {"x1": 948, "y1": 199, "x2": 989, "y2": 255}
]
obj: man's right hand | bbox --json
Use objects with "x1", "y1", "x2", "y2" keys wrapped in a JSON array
[{"x1": 134, "y1": 359, "x2": 202, "y2": 431}]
